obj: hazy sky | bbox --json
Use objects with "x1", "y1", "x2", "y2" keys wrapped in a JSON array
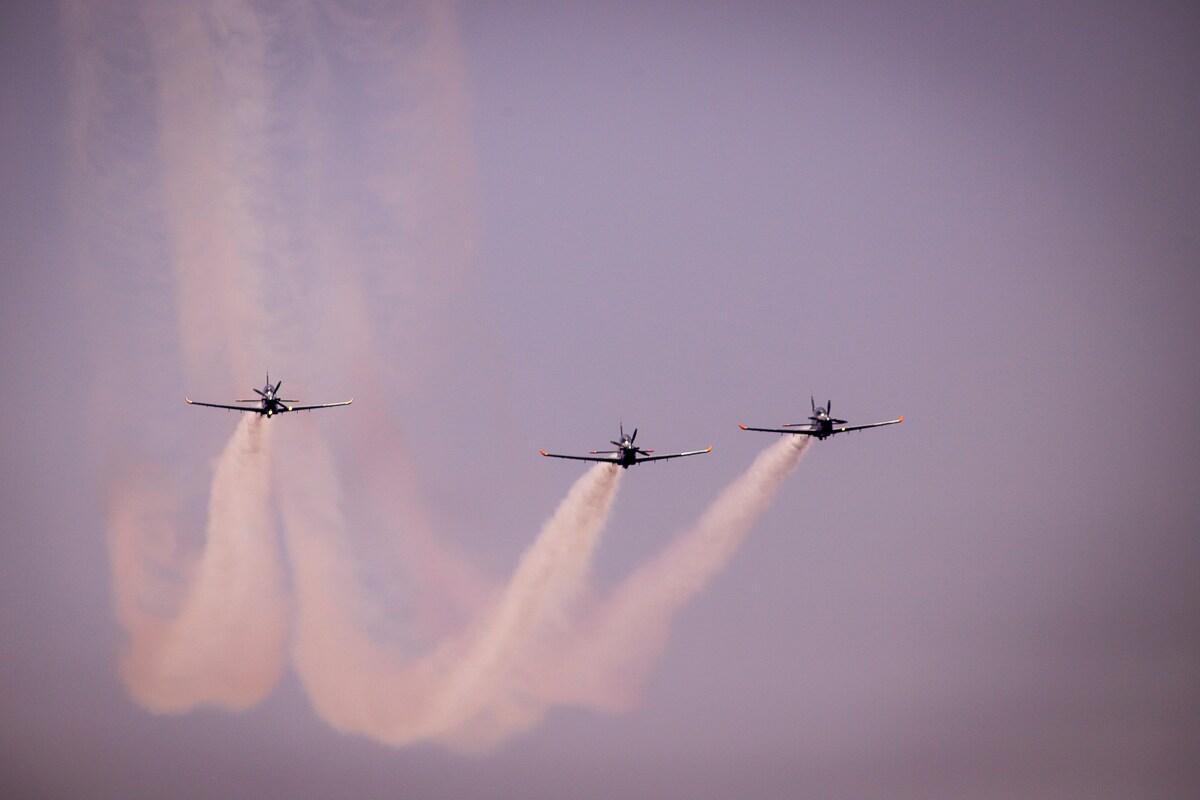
[{"x1": 3, "y1": 1, "x2": 1199, "y2": 798}]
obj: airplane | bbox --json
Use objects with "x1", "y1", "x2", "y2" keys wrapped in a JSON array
[
  {"x1": 185, "y1": 372, "x2": 353, "y2": 418},
  {"x1": 739, "y1": 397, "x2": 902, "y2": 440},
  {"x1": 540, "y1": 423, "x2": 712, "y2": 469}
]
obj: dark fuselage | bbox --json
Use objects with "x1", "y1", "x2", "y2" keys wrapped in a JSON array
[
  {"x1": 248, "y1": 383, "x2": 292, "y2": 417},
  {"x1": 808, "y1": 410, "x2": 834, "y2": 440},
  {"x1": 615, "y1": 441, "x2": 638, "y2": 468}
]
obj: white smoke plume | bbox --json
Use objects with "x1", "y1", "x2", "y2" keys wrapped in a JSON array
[
  {"x1": 110, "y1": 416, "x2": 287, "y2": 712},
  {"x1": 556, "y1": 435, "x2": 814, "y2": 712},
  {"x1": 67, "y1": 0, "x2": 295, "y2": 713},
  {"x1": 68, "y1": 0, "x2": 814, "y2": 753},
  {"x1": 279, "y1": 419, "x2": 621, "y2": 751},
  {"x1": 423, "y1": 461, "x2": 621, "y2": 750},
  {"x1": 278, "y1": 423, "x2": 808, "y2": 752}
]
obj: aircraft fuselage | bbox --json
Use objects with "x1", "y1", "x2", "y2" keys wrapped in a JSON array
[
  {"x1": 811, "y1": 416, "x2": 832, "y2": 439},
  {"x1": 615, "y1": 442, "x2": 637, "y2": 468}
]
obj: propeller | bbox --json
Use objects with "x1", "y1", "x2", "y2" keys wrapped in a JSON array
[
  {"x1": 254, "y1": 387, "x2": 266, "y2": 398},
  {"x1": 615, "y1": 421, "x2": 638, "y2": 448}
]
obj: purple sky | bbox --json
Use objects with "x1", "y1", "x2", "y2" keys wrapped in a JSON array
[{"x1": 3, "y1": 1, "x2": 1199, "y2": 797}]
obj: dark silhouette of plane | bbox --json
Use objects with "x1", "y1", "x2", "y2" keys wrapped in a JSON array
[
  {"x1": 186, "y1": 372, "x2": 352, "y2": 418},
  {"x1": 740, "y1": 397, "x2": 902, "y2": 440},
  {"x1": 541, "y1": 424, "x2": 712, "y2": 469}
]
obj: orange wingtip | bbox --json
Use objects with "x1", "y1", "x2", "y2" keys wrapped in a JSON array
[
  {"x1": 738, "y1": 424, "x2": 748, "y2": 430},
  {"x1": 539, "y1": 450, "x2": 549, "y2": 456},
  {"x1": 705, "y1": 445, "x2": 713, "y2": 452},
  {"x1": 898, "y1": 416, "x2": 904, "y2": 423}
]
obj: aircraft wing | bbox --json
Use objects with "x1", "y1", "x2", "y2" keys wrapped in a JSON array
[
  {"x1": 738, "y1": 424, "x2": 818, "y2": 436},
  {"x1": 185, "y1": 398, "x2": 265, "y2": 414},
  {"x1": 540, "y1": 450, "x2": 619, "y2": 464},
  {"x1": 634, "y1": 446, "x2": 713, "y2": 463},
  {"x1": 285, "y1": 399, "x2": 354, "y2": 412},
  {"x1": 830, "y1": 416, "x2": 903, "y2": 435}
]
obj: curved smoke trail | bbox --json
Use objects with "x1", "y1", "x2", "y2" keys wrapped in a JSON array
[
  {"x1": 556, "y1": 435, "x2": 813, "y2": 712},
  {"x1": 279, "y1": 427, "x2": 810, "y2": 752},
  {"x1": 111, "y1": 416, "x2": 287, "y2": 712},
  {"x1": 278, "y1": 420, "x2": 621, "y2": 750},
  {"x1": 70, "y1": 0, "x2": 814, "y2": 752},
  {"x1": 426, "y1": 462, "x2": 620, "y2": 750},
  {"x1": 70, "y1": 0, "x2": 491, "y2": 722},
  {"x1": 64, "y1": 1, "x2": 290, "y2": 714}
]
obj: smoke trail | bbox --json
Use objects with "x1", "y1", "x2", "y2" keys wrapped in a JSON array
[
  {"x1": 70, "y1": 0, "x2": 811, "y2": 751},
  {"x1": 281, "y1": 430, "x2": 808, "y2": 752},
  {"x1": 276, "y1": 422, "x2": 426, "y2": 740},
  {"x1": 426, "y1": 463, "x2": 620, "y2": 751},
  {"x1": 69, "y1": 0, "x2": 491, "y2": 723},
  {"x1": 302, "y1": 0, "x2": 492, "y2": 635},
  {"x1": 139, "y1": 0, "x2": 281, "y2": 383},
  {"x1": 111, "y1": 416, "x2": 287, "y2": 712},
  {"x1": 279, "y1": 420, "x2": 621, "y2": 750},
  {"x1": 558, "y1": 436, "x2": 813, "y2": 712}
]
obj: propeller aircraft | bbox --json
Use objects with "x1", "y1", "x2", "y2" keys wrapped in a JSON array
[
  {"x1": 541, "y1": 424, "x2": 712, "y2": 469},
  {"x1": 186, "y1": 372, "x2": 353, "y2": 418},
  {"x1": 739, "y1": 397, "x2": 902, "y2": 440}
]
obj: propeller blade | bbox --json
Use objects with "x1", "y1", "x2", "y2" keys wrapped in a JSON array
[
  {"x1": 611, "y1": 441, "x2": 623, "y2": 448},
  {"x1": 276, "y1": 380, "x2": 283, "y2": 393},
  {"x1": 631, "y1": 428, "x2": 637, "y2": 444},
  {"x1": 254, "y1": 388, "x2": 266, "y2": 397},
  {"x1": 811, "y1": 395, "x2": 815, "y2": 413},
  {"x1": 827, "y1": 400, "x2": 831, "y2": 416}
]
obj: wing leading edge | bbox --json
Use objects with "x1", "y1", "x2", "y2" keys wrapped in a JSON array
[
  {"x1": 539, "y1": 446, "x2": 713, "y2": 465},
  {"x1": 539, "y1": 451, "x2": 619, "y2": 464},
  {"x1": 831, "y1": 417, "x2": 903, "y2": 434},
  {"x1": 633, "y1": 446, "x2": 713, "y2": 463},
  {"x1": 185, "y1": 397, "x2": 354, "y2": 414},
  {"x1": 738, "y1": 424, "x2": 818, "y2": 436},
  {"x1": 185, "y1": 398, "x2": 267, "y2": 414},
  {"x1": 286, "y1": 400, "x2": 354, "y2": 412},
  {"x1": 738, "y1": 417, "x2": 904, "y2": 437}
]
